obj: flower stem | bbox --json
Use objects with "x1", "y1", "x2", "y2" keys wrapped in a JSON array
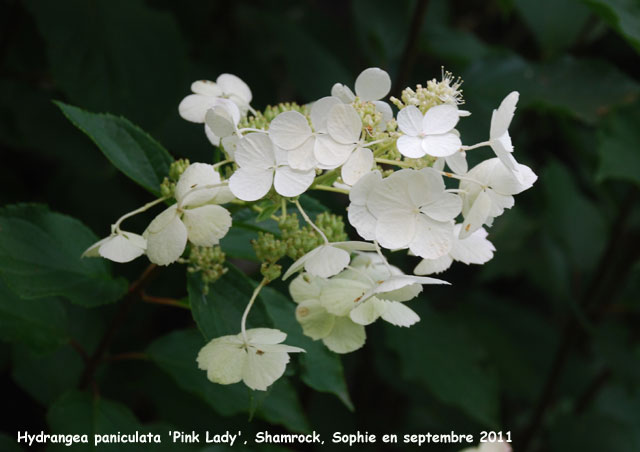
[
  {"x1": 461, "y1": 140, "x2": 491, "y2": 151},
  {"x1": 241, "y1": 278, "x2": 269, "y2": 344},
  {"x1": 312, "y1": 184, "x2": 350, "y2": 194},
  {"x1": 211, "y1": 159, "x2": 231, "y2": 169},
  {"x1": 375, "y1": 158, "x2": 412, "y2": 168},
  {"x1": 113, "y1": 196, "x2": 169, "y2": 233},
  {"x1": 294, "y1": 199, "x2": 329, "y2": 244}
]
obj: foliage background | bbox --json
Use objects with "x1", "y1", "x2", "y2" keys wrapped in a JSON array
[{"x1": 1, "y1": 0, "x2": 639, "y2": 450}]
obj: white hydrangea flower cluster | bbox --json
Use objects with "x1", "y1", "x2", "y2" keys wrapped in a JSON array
[{"x1": 82, "y1": 67, "x2": 537, "y2": 391}]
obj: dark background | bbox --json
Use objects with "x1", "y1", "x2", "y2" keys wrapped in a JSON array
[{"x1": 1, "y1": 0, "x2": 639, "y2": 451}]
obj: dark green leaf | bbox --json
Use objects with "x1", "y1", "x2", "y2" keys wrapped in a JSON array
[
  {"x1": 514, "y1": 0, "x2": 591, "y2": 56},
  {"x1": 11, "y1": 343, "x2": 83, "y2": 405},
  {"x1": 0, "y1": 204, "x2": 128, "y2": 307},
  {"x1": 597, "y1": 103, "x2": 640, "y2": 185},
  {"x1": 583, "y1": 0, "x2": 640, "y2": 53},
  {"x1": 55, "y1": 102, "x2": 173, "y2": 196},
  {"x1": 26, "y1": 0, "x2": 188, "y2": 126},
  {"x1": 260, "y1": 286, "x2": 354, "y2": 411},
  {"x1": 187, "y1": 267, "x2": 272, "y2": 340},
  {"x1": 0, "y1": 280, "x2": 68, "y2": 351},
  {"x1": 385, "y1": 305, "x2": 499, "y2": 427},
  {"x1": 47, "y1": 391, "x2": 144, "y2": 452}
]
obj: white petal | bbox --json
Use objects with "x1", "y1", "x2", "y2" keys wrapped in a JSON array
[
  {"x1": 397, "y1": 106, "x2": 423, "y2": 136},
  {"x1": 333, "y1": 241, "x2": 377, "y2": 252},
  {"x1": 408, "y1": 215, "x2": 453, "y2": 259},
  {"x1": 488, "y1": 159, "x2": 537, "y2": 195},
  {"x1": 295, "y1": 300, "x2": 335, "y2": 340},
  {"x1": 234, "y1": 133, "x2": 274, "y2": 169},
  {"x1": 323, "y1": 317, "x2": 366, "y2": 354},
  {"x1": 221, "y1": 135, "x2": 238, "y2": 161},
  {"x1": 243, "y1": 349, "x2": 289, "y2": 391},
  {"x1": 204, "y1": 105, "x2": 238, "y2": 138},
  {"x1": 314, "y1": 134, "x2": 354, "y2": 167},
  {"x1": 216, "y1": 73, "x2": 252, "y2": 105},
  {"x1": 348, "y1": 204, "x2": 377, "y2": 241},
  {"x1": 445, "y1": 151, "x2": 468, "y2": 174},
  {"x1": 197, "y1": 336, "x2": 245, "y2": 385},
  {"x1": 421, "y1": 132, "x2": 462, "y2": 157},
  {"x1": 367, "y1": 171, "x2": 414, "y2": 217},
  {"x1": 371, "y1": 274, "x2": 449, "y2": 296},
  {"x1": 228, "y1": 166, "x2": 274, "y2": 201},
  {"x1": 350, "y1": 297, "x2": 384, "y2": 325},
  {"x1": 246, "y1": 328, "x2": 287, "y2": 344},
  {"x1": 320, "y1": 278, "x2": 369, "y2": 316},
  {"x1": 310, "y1": 96, "x2": 341, "y2": 132},
  {"x1": 274, "y1": 165, "x2": 315, "y2": 197},
  {"x1": 450, "y1": 226, "x2": 495, "y2": 265},
  {"x1": 420, "y1": 192, "x2": 462, "y2": 222},
  {"x1": 282, "y1": 247, "x2": 318, "y2": 280},
  {"x1": 269, "y1": 111, "x2": 312, "y2": 150},
  {"x1": 175, "y1": 162, "x2": 223, "y2": 207},
  {"x1": 414, "y1": 255, "x2": 454, "y2": 275},
  {"x1": 145, "y1": 206, "x2": 188, "y2": 266},
  {"x1": 287, "y1": 137, "x2": 318, "y2": 171},
  {"x1": 373, "y1": 101, "x2": 393, "y2": 129},
  {"x1": 349, "y1": 169, "x2": 381, "y2": 205},
  {"x1": 191, "y1": 80, "x2": 222, "y2": 97},
  {"x1": 490, "y1": 91, "x2": 519, "y2": 139},
  {"x1": 178, "y1": 94, "x2": 220, "y2": 123},
  {"x1": 379, "y1": 301, "x2": 420, "y2": 327},
  {"x1": 354, "y1": 67, "x2": 391, "y2": 101},
  {"x1": 397, "y1": 135, "x2": 426, "y2": 158},
  {"x1": 422, "y1": 104, "x2": 460, "y2": 135},
  {"x1": 182, "y1": 205, "x2": 231, "y2": 246},
  {"x1": 204, "y1": 123, "x2": 220, "y2": 146},
  {"x1": 327, "y1": 104, "x2": 362, "y2": 145},
  {"x1": 459, "y1": 189, "x2": 492, "y2": 239},
  {"x1": 375, "y1": 214, "x2": 416, "y2": 250},
  {"x1": 289, "y1": 273, "x2": 323, "y2": 303},
  {"x1": 341, "y1": 147, "x2": 373, "y2": 186},
  {"x1": 331, "y1": 83, "x2": 356, "y2": 103},
  {"x1": 98, "y1": 232, "x2": 146, "y2": 263},
  {"x1": 82, "y1": 236, "x2": 111, "y2": 258},
  {"x1": 304, "y1": 245, "x2": 351, "y2": 278}
]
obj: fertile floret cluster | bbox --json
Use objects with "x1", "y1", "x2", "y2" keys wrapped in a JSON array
[{"x1": 83, "y1": 67, "x2": 537, "y2": 391}]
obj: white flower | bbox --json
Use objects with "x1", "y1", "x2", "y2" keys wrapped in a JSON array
[
  {"x1": 414, "y1": 225, "x2": 495, "y2": 275},
  {"x1": 331, "y1": 67, "x2": 393, "y2": 129},
  {"x1": 144, "y1": 163, "x2": 233, "y2": 266},
  {"x1": 179, "y1": 75, "x2": 250, "y2": 146},
  {"x1": 197, "y1": 328, "x2": 304, "y2": 391},
  {"x1": 319, "y1": 257, "x2": 448, "y2": 328},
  {"x1": 204, "y1": 102, "x2": 241, "y2": 142},
  {"x1": 433, "y1": 150, "x2": 468, "y2": 175},
  {"x1": 228, "y1": 133, "x2": 315, "y2": 201},
  {"x1": 397, "y1": 104, "x2": 462, "y2": 158},
  {"x1": 347, "y1": 170, "x2": 382, "y2": 241},
  {"x1": 283, "y1": 241, "x2": 377, "y2": 280},
  {"x1": 268, "y1": 96, "x2": 341, "y2": 171},
  {"x1": 365, "y1": 168, "x2": 462, "y2": 259},
  {"x1": 82, "y1": 230, "x2": 146, "y2": 263},
  {"x1": 179, "y1": 75, "x2": 252, "y2": 121},
  {"x1": 459, "y1": 158, "x2": 537, "y2": 239},
  {"x1": 490, "y1": 91, "x2": 521, "y2": 180},
  {"x1": 290, "y1": 274, "x2": 366, "y2": 354}
]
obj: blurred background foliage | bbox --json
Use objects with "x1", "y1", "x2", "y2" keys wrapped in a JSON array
[{"x1": 1, "y1": 0, "x2": 639, "y2": 451}]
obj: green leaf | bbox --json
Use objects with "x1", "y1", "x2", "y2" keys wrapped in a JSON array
[
  {"x1": 147, "y1": 329, "x2": 250, "y2": 417},
  {"x1": 0, "y1": 204, "x2": 128, "y2": 307},
  {"x1": 260, "y1": 286, "x2": 354, "y2": 411},
  {"x1": 514, "y1": 0, "x2": 591, "y2": 56},
  {"x1": 47, "y1": 391, "x2": 144, "y2": 452},
  {"x1": 26, "y1": 0, "x2": 188, "y2": 126},
  {"x1": 463, "y1": 55, "x2": 639, "y2": 126},
  {"x1": 11, "y1": 343, "x2": 83, "y2": 405},
  {"x1": 255, "y1": 201, "x2": 280, "y2": 223},
  {"x1": 583, "y1": 0, "x2": 640, "y2": 53},
  {"x1": 0, "y1": 433, "x2": 24, "y2": 452},
  {"x1": 55, "y1": 102, "x2": 173, "y2": 196},
  {"x1": 385, "y1": 305, "x2": 499, "y2": 427},
  {"x1": 187, "y1": 267, "x2": 272, "y2": 340},
  {"x1": 147, "y1": 329, "x2": 309, "y2": 431},
  {"x1": 0, "y1": 280, "x2": 68, "y2": 351},
  {"x1": 597, "y1": 104, "x2": 640, "y2": 186}
]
